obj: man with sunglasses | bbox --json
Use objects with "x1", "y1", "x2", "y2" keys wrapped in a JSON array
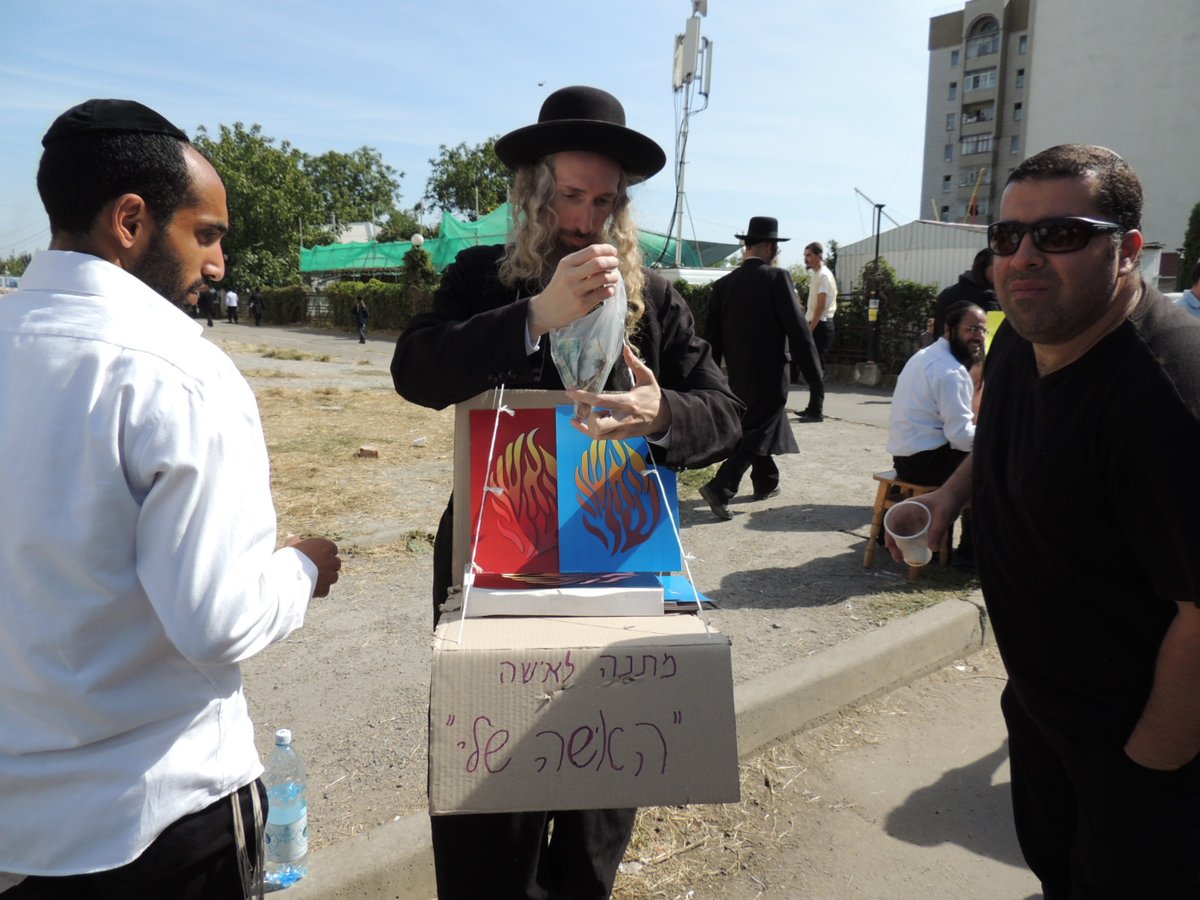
[{"x1": 895, "y1": 144, "x2": 1200, "y2": 896}]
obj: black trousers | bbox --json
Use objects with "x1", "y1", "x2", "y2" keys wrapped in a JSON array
[
  {"x1": 811, "y1": 320, "x2": 834, "y2": 366},
  {"x1": 430, "y1": 808, "x2": 636, "y2": 900},
  {"x1": 1001, "y1": 685, "x2": 1200, "y2": 898},
  {"x1": 894, "y1": 445, "x2": 973, "y2": 551},
  {"x1": 893, "y1": 443, "x2": 967, "y2": 486},
  {"x1": 707, "y1": 445, "x2": 779, "y2": 502},
  {"x1": 8, "y1": 781, "x2": 265, "y2": 900}
]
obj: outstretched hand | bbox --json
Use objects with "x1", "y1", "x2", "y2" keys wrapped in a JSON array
[
  {"x1": 527, "y1": 244, "x2": 621, "y2": 339},
  {"x1": 286, "y1": 536, "x2": 342, "y2": 597},
  {"x1": 567, "y1": 344, "x2": 671, "y2": 441}
]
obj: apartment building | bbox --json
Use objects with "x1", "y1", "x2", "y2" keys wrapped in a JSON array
[
  {"x1": 920, "y1": 0, "x2": 1030, "y2": 228},
  {"x1": 920, "y1": 0, "x2": 1197, "y2": 270}
]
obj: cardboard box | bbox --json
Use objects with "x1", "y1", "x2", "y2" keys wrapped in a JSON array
[{"x1": 429, "y1": 614, "x2": 740, "y2": 815}]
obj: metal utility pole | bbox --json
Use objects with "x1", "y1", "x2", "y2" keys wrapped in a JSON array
[
  {"x1": 670, "y1": 0, "x2": 713, "y2": 267},
  {"x1": 868, "y1": 203, "x2": 884, "y2": 363}
]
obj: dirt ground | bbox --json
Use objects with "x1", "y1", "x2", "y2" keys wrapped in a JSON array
[{"x1": 200, "y1": 320, "x2": 982, "y2": 893}]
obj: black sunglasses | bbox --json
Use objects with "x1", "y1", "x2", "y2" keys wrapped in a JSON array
[{"x1": 987, "y1": 216, "x2": 1123, "y2": 256}]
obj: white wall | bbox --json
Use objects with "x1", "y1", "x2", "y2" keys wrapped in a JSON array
[
  {"x1": 836, "y1": 220, "x2": 989, "y2": 292},
  {"x1": 1023, "y1": 0, "x2": 1199, "y2": 249}
]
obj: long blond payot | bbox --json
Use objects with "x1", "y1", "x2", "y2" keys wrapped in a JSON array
[{"x1": 498, "y1": 155, "x2": 646, "y2": 337}]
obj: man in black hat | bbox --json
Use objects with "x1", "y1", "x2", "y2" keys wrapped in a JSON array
[
  {"x1": 698, "y1": 217, "x2": 820, "y2": 519},
  {"x1": 391, "y1": 85, "x2": 741, "y2": 900},
  {"x1": 0, "y1": 99, "x2": 341, "y2": 899}
]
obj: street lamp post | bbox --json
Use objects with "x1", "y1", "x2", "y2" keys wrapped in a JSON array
[{"x1": 868, "y1": 203, "x2": 884, "y2": 363}]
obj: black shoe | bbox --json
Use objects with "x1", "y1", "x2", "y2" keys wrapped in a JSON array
[
  {"x1": 796, "y1": 409, "x2": 824, "y2": 422},
  {"x1": 698, "y1": 483, "x2": 733, "y2": 521},
  {"x1": 752, "y1": 487, "x2": 781, "y2": 501}
]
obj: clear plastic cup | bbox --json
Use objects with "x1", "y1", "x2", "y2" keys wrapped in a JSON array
[{"x1": 884, "y1": 499, "x2": 934, "y2": 566}]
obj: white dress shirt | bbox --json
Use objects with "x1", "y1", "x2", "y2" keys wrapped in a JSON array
[
  {"x1": 807, "y1": 264, "x2": 838, "y2": 321},
  {"x1": 886, "y1": 337, "x2": 976, "y2": 457},
  {"x1": 0, "y1": 251, "x2": 317, "y2": 877}
]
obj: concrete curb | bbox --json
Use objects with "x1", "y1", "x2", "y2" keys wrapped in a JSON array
[{"x1": 286, "y1": 595, "x2": 989, "y2": 900}]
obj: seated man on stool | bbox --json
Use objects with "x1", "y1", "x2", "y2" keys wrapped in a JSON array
[{"x1": 886, "y1": 302, "x2": 987, "y2": 560}]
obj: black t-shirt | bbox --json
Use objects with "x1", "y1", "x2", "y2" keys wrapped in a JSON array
[{"x1": 974, "y1": 286, "x2": 1200, "y2": 736}]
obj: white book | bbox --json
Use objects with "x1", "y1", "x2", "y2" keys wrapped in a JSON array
[{"x1": 462, "y1": 572, "x2": 665, "y2": 618}]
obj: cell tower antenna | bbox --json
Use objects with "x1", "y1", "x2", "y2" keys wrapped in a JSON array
[{"x1": 669, "y1": 0, "x2": 713, "y2": 266}]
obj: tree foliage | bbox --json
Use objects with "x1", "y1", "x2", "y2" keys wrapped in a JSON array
[
  {"x1": 0, "y1": 252, "x2": 31, "y2": 277},
  {"x1": 423, "y1": 138, "x2": 510, "y2": 220},
  {"x1": 194, "y1": 122, "x2": 326, "y2": 289},
  {"x1": 304, "y1": 146, "x2": 403, "y2": 229},
  {"x1": 377, "y1": 206, "x2": 427, "y2": 244},
  {"x1": 1177, "y1": 200, "x2": 1200, "y2": 291}
]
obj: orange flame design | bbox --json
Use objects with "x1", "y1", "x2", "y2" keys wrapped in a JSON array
[
  {"x1": 487, "y1": 428, "x2": 558, "y2": 563},
  {"x1": 574, "y1": 441, "x2": 661, "y2": 553}
]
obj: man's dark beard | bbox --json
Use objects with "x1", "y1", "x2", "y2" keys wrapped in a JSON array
[
  {"x1": 948, "y1": 332, "x2": 985, "y2": 368},
  {"x1": 132, "y1": 228, "x2": 203, "y2": 305}
]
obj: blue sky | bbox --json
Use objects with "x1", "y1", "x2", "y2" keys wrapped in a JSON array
[{"x1": 0, "y1": 0, "x2": 958, "y2": 269}]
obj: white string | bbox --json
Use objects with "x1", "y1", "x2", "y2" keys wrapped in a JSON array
[
  {"x1": 459, "y1": 385, "x2": 513, "y2": 644},
  {"x1": 640, "y1": 443, "x2": 713, "y2": 636}
]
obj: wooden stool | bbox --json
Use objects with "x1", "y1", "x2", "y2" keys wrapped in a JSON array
[{"x1": 863, "y1": 469, "x2": 951, "y2": 581}]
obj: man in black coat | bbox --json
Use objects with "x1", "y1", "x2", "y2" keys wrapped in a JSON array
[
  {"x1": 699, "y1": 217, "x2": 821, "y2": 520},
  {"x1": 390, "y1": 85, "x2": 742, "y2": 900},
  {"x1": 933, "y1": 246, "x2": 998, "y2": 336}
]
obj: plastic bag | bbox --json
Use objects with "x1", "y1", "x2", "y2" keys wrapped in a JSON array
[{"x1": 549, "y1": 271, "x2": 627, "y2": 421}]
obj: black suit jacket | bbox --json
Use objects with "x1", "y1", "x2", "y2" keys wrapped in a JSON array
[{"x1": 706, "y1": 258, "x2": 819, "y2": 454}]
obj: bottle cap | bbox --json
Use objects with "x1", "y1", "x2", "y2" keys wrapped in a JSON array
[{"x1": 275, "y1": 728, "x2": 292, "y2": 746}]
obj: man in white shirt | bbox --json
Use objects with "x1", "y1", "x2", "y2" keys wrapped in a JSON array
[
  {"x1": 1176, "y1": 260, "x2": 1200, "y2": 319},
  {"x1": 797, "y1": 241, "x2": 835, "y2": 421},
  {"x1": 225, "y1": 285, "x2": 240, "y2": 323},
  {"x1": 887, "y1": 302, "x2": 986, "y2": 486},
  {"x1": 0, "y1": 99, "x2": 341, "y2": 898}
]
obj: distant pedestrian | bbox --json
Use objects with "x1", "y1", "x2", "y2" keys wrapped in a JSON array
[
  {"x1": 354, "y1": 298, "x2": 369, "y2": 343},
  {"x1": 249, "y1": 289, "x2": 264, "y2": 326},
  {"x1": 803, "y1": 241, "x2": 837, "y2": 365},
  {"x1": 199, "y1": 282, "x2": 216, "y2": 326},
  {"x1": 225, "y1": 286, "x2": 239, "y2": 324},
  {"x1": 700, "y1": 216, "x2": 817, "y2": 519}
]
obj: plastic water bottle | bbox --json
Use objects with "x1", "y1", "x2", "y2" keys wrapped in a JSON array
[{"x1": 263, "y1": 728, "x2": 309, "y2": 888}]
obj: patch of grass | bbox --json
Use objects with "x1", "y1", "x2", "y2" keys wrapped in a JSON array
[
  {"x1": 676, "y1": 466, "x2": 716, "y2": 495},
  {"x1": 259, "y1": 347, "x2": 332, "y2": 362},
  {"x1": 860, "y1": 581, "x2": 979, "y2": 626},
  {"x1": 256, "y1": 386, "x2": 453, "y2": 556},
  {"x1": 404, "y1": 530, "x2": 435, "y2": 553},
  {"x1": 241, "y1": 369, "x2": 301, "y2": 379}
]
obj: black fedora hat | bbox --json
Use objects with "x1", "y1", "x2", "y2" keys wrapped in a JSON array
[
  {"x1": 494, "y1": 85, "x2": 666, "y2": 182},
  {"x1": 735, "y1": 216, "x2": 789, "y2": 243}
]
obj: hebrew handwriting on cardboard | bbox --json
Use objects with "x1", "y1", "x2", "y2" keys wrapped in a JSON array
[{"x1": 441, "y1": 650, "x2": 689, "y2": 782}]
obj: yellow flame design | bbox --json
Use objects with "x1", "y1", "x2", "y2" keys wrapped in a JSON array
[
  {"x1": 574, "y1": 440, "x2": 661, "y2": 553},
  {"x1": 487, "y1": 428, "x2": 558, "y2": 562}
]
